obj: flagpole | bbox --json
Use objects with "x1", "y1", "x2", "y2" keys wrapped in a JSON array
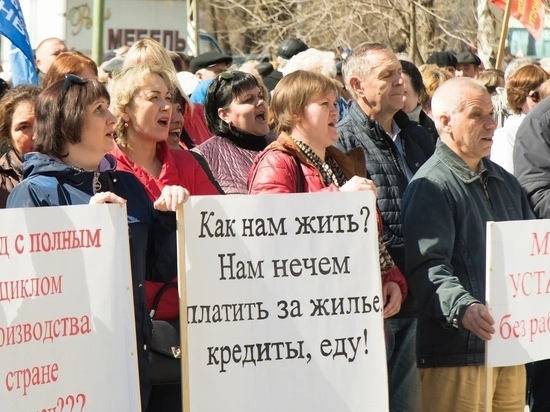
[
  {"x1": 496, "y1": 0, "x2": 513, "y2": 69},
  {"x1": 92, "y1": 0, "x2": 105, "y2": 65}
]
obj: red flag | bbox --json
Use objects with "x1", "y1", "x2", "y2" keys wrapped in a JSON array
[{"x1": 491, "y1": 0, "x2": 545, "y2": 40}]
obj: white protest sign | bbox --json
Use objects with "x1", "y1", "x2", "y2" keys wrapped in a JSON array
[
  {"x1": 182, "y1": 191, "x2": 388, "y2": 411},
  {"x1": 486, "y1": 219, "x2": 550, "y2": 367},
  {"x1": 0, "y1": 204, "x2": 140, "y2": 411}
]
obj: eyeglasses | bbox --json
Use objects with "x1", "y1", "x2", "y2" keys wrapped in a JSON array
[
  {"x1": 61, "y1": 73, "x2": 87, "y2": 96},
  {"x1": 528, "y1": 90, "x2": 541, "y2": 103}
]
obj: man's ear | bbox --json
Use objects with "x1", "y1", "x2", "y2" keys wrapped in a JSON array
[
  {"x1": 439, "y1": 113, "x2": 452, "y2": 133},
  {"x1": 348, "y1": 76, "x2": 364, "y2": 98}
]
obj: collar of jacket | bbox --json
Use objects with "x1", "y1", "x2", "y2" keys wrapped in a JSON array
[
  {"x1": 270, "y1": 132, "x2": 367, "y2": 180},
  {"x1": 436, "y1": 139, "x2": 504, "y2": 184},
  {"x1": 0, "y1": 149, "x2": 23, "y2": 180},
  {"x1": 349, "y1": 101, "x2": 413, "y2": 131}
]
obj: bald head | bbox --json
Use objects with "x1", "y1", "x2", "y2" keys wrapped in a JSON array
[
  {"x1": 432, "y1": 77, "x2": 488, "y2": 132},
  {"x1": 35, "y1": 38, "x2": 67, "y2": 74},
  {"x1": 432, "y1": 77, "x2": 496, "y2": 171}
]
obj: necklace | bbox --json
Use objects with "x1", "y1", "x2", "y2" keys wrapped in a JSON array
[
  {"x1": 291, "y1": 138, "x2": 347, "y2": 187},
  {"x1": 93, "y1": 171, "x2": 102, "y2": 194}
]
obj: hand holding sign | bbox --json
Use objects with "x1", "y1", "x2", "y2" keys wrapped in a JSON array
[{"x1": 462, "y1": 303, "x2": 495, "y2": 341}]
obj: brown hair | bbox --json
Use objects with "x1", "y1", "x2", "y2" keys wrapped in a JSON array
[
  {"x1": 476, "y1": 69, "x2": 504, "y2": 94},
  {"x1": 42, "y1": 51, "x2": 98, "y2": 89},
  {"x1": 419, "y1": 64, "x2": 453, "y2": 112},
  {"x1": 0, "y1": 85, "x2": 41, "y2": 151},
  {"x1": 271, "y1": 70, "x2": 340, "y2": 135},
  {"x1": 506, "y1": 64, "x2": 549, "y2": 114},
  {"x1": 34, "y1": 78, "x2": 110, "y2": 157}
]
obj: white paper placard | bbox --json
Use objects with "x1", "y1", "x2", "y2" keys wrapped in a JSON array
[
  {"x1": 183, "y1": 191, "x2": 388, "y2": 411},
  {"x1": 0, "y1": 204, "x2": 140, "y2": 411},
  {"x1": 486, "y1": 219, "x2": 550, "y2": 367}
]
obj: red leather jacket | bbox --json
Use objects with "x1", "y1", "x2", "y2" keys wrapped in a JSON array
[{"x1": 248, "y1": 133, "x2": 408, "y2": 300}]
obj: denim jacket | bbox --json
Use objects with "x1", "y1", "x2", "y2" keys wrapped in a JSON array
[{"x1": 402, "y1": 140, "x2": 534, "y2": 367}]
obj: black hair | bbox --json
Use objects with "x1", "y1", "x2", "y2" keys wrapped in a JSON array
[
  {"x1": 204, "y1": 71, "x2": 260, "y2": 136},
  {"x1": 400, "y1": 60, "x2": 426, "y2": 96}
]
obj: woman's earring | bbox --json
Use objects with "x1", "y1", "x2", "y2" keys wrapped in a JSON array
[{"x1": 124, "y1": 122, "x2": 128, "y2": 128}]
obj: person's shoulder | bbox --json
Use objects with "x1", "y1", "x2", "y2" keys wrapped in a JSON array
[
  {"x1": 194, "y1": 135, "x2": 223, "y2": 150},
  {"x1": 170, "y1": 148, "x2": 197, "y2": 163},
  {"x1": 6, "y1": 175, "x2": 53, "y2": 207},
  {"x1": 410, "y1": 152, "x2": 445, "y2": 182}
]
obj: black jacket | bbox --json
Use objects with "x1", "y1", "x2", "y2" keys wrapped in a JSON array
[
  {"x1": 7, "y1": 152, "x2": 154, "y2": 410},
  {"x1": 419, "y1": 110, "x2": 439, "y2": 144},
  {"x1": 403, "y1": 140, "x2": 533, "y2": 367},
  {"x1": 336, "y1": 103, "x2": 434, "y2": 315}
]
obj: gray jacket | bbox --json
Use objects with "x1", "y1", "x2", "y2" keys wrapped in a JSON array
[
  {"x1": 403, "y1": 140, "x2": 533, "y2": 367},
  {"x1": 514, "y1": 97, "x2": 550, "y2": 219}
]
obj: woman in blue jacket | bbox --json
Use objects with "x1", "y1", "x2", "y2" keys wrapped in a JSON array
[{"x1": 7, "y1": 74, "x2": 186, "y2": 410}]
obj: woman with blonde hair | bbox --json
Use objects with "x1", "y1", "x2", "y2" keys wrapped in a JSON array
[
  {"x1": 123, "y1": 38, "x2": 211, "y2": 145},
  {"x1": 109, "y1": 64, "x2": 216, "y2": 196},
  {"x1": 492, "y1": 64, "x2": 549, "y2": 173},
  {"x1": 109, "y1": 63, "x2": 218, "y2": 412}
]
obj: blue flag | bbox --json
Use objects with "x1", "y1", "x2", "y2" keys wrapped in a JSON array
[{"x1": 0, "y1": 0, "x2": 37, "y2": 85}]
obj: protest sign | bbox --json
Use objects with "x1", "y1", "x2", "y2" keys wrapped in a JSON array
[
  {"x1": 181, "y1": 191, "x2": 388, "y2": 411},
  {"x1": 0, "y1": 204, "x2": 140, "y2": 411},
  {"x1": 486, "y1": 219, "x2": 550, "y2": 367}
]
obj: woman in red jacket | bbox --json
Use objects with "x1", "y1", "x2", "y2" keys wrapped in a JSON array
[
  {"x1": 109, "y1": 64, "x2": 219, "y2": 412},
  {"x1": 248, "y1": 70, "x2": 407, "y2": 317},
  {"x1": 109, "y1": 64, "x2": 219, "y2": 198}
]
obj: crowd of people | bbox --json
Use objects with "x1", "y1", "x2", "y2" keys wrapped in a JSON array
[{"x1": 1, "y1": 34, "x2": 548, "y2": 412}]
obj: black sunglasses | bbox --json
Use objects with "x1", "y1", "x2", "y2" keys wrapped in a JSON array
[
  {"x1": 528, "y1": 90, "x2": 541, "y2": 103},
  {"x1": 61, "y1": 73, "x2": 87, "y2": 96}
]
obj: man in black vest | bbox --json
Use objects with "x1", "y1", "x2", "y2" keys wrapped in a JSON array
[{"x1": 335, "y1": 42, "x2": 434, "y2": 412}]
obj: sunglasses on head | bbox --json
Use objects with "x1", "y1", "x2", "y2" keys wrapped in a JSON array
[
  {"x1": 61, "y1": 73, "x2": 87, "y2": 96},
  {"x1": 528, "y1": 90, "x2": 541, "y2": 103},
  {"x1": 218, "y1": 71, "x2": 234, "y2": 81},
  {"x1": 211, "y1": 71, "x2": 235, "y2": 98}
]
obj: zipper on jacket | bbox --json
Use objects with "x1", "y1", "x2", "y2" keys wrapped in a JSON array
[{"x1": 480, "y1": 175, "x2": 496, "y2": 219}]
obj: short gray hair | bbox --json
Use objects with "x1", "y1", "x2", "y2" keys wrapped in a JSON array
[
  {"x1": 431, "y1": 77, "x2": 487, "y2": 132},
  {"x1": 342, "y1": 42, "x2": 391, "y2": 99}
]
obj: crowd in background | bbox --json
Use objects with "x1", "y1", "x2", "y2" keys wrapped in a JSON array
[{"x1": 1, "y1": 34, "x2": 549, "y2": 412}]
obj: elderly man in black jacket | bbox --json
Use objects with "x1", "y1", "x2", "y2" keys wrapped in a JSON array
[
  {"x1": 404, "y1": 76, "x2": 531, "y2": 412},
  {"x1": 514, "y1": 89, "x2": 550, "y2": 412},
  {"x1": 335, "y1": 42, "x2": 434, "y2": 412}
]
